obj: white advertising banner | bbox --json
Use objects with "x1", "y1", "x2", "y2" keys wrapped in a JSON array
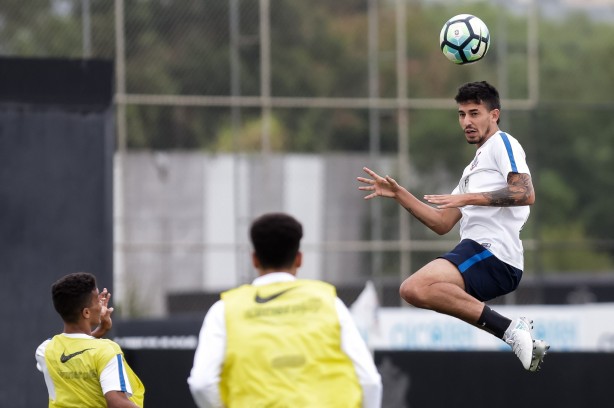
[{"x1": 363, "y1": 304, "x2": 614, "y2": 352}]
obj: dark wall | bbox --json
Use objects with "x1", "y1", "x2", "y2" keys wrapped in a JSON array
[
  {"x1": 123, "y1": 346, "x2": 614, "y2": 408},
  {"x1": 0, "y1": 57, "x2": 114, "y2": 407},
  {"x1": 375, "y1": 351, "x2": 614, "y2": 408},
  {"x1": 118, "y1": 317, "x2": 204, "y2": 408}
]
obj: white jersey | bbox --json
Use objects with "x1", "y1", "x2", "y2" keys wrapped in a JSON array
[{"x1": 452, "y1": 131, "x2": 531, "y2": 270}]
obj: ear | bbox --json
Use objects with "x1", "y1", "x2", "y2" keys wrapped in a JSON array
[
  {"x1": 294, "y1": 251, "x2": 303, "y2": 268},
  {"x1": 252, "y1": 252, "x2": 261, "y2": 268},
  {"x1": 82, "y1": 307, "x2": 91, "y2": 320},
  {"x1": 491, "y1": 108, "x2": 500, "y2": 122}
]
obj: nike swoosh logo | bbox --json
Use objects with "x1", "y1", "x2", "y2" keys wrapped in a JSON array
[
  {"x1": 255, "y1": 287, "x2": 296, "y2": 304},
  {"x1": 60, "y1": 348, "x2": 94, "y2": 363},
  {"x1": 471, "y1": 28, "x2": 483, "y2": 54}
]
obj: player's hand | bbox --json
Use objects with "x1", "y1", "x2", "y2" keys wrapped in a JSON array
[
  {"x1": 423, "y1": 194, "x2": 468, "y2": 209},
  {"x1": 357, "y1": 167, "x2": 401, "y2": 200},
  {"x1": 93, "y1": 288, "x2": 114, "y2": 338}
]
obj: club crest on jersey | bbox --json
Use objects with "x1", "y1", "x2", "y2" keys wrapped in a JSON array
[{"x1": 470, "y1": 151, "x2": 481, "y2": 170}]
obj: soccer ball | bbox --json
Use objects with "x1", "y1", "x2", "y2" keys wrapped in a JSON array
[{"x1": 440, "y1": 14, "x2": 490, "y2": 65}]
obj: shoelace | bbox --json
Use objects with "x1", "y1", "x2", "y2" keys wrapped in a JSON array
[{"x1": 507, "y1": 332, "x2": 524, "y2": 357}]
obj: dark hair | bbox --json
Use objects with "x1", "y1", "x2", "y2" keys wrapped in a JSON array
[
  {"x1": 52, "y1": 272, "x2": 97, "y2": 323},
  {"x1": 454, "y1": 80, "x2": 501, "y2": 113},
  {"x1": 250, "y1": 213, "x2": 303, "y2": 269}
]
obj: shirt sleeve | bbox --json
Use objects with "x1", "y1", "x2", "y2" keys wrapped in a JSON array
[
  {"x1": 495, "y1": 134, "x2": 530, "y2": 176},
  {"x1": 36, "y1": 339, "x2": 57, "y2": 401},
  {"x1": 35, "y1": 339, "x2": 50, "y2": 372},
  {"x1": 335, "y1": 298, "x2": 383, "y2": 408},
  {"x1": 188, "y1": 300, "x2": 227, "y2": 408},
  {"x1": 100, "y1": 353, "x2": 135, "y2": 396}
]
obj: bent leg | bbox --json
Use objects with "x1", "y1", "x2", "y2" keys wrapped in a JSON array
[
  {"x1": 400, "y1": 257, "x2": 549, "y2": 371},
  {"x1": 399, "y1": 258, "x2": 484, "y2": 325}
]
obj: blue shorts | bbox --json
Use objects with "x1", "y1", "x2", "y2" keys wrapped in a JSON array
[{"x1": 438, "y1": 239, "x2": 522, "y2": 302}]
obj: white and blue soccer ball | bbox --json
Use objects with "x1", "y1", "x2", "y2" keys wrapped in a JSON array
[{"x1": 440, "y1": 14, "x2": 490, "y2": 65}]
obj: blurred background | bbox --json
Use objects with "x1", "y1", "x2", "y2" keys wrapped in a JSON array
[
  {"x1": 3, "y1": 0, "x2": 614, "y2": 407},
  {"x1": 5, "y1": 0, "x2": 614, "y2": 317}
]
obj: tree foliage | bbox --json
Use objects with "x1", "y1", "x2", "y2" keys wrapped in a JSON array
[{"x1": 1, "y1": 0, "x2": 614, "y2": 269}]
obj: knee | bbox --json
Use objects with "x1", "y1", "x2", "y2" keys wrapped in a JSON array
[{"x1": 399, "y1": 277, "x2": 428, "y2": 308}]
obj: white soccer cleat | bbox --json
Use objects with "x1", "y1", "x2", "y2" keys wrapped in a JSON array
[
  {"x1": 504, "y1": 317, "x2": 533, "y2": 370},
  {"x1": 504, "y1": 317, "x2": 549, "y2": 372},
  {"x1": 530, "y1": 339, "x2": 550, "y2": 372}
]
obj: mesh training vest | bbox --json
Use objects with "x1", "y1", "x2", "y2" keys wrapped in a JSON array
[
  {"x1": 220, "y1": 279, "x2": 362, "y2": 408},
  {"x1": 43, "y1": 335, "x2": 144, "y2": 407}
]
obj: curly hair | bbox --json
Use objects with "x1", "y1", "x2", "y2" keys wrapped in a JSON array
[
  {"x1": 250, "y1": 213, "x2": 303, "y2": 269},
  {"x1": 51, "y1": 272, "x2": 97, "y2": 323},
  {"x1": 454, "y1": 81, "x2": 501, "y2": 112}
]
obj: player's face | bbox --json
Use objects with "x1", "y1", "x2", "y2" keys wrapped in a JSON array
[{"x1": 457, "y1": 102, "x2": 499, "y2": 147}]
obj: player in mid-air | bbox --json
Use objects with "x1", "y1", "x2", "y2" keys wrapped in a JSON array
[{"x1": 358, "y1": 81, "x2": 549, "y2": 371}]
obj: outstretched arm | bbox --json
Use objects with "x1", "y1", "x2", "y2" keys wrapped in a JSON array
[
  {"x1": 424, "y1": 172, "x2": 535, "y2": 209},
  {"x1": 357, "y1": 167, "x2": 461, "y2": 235}
]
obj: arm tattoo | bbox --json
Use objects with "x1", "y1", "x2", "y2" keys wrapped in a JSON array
[{"x1": 482, "y1": 173, "x2": 534, "y2": 206}]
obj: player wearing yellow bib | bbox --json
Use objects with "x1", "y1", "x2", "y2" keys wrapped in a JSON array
[
  {"x1": 35, "y1": 272, "x2": 145, "y2": 407},
  {"x1": 188, "y1": 213, "x2": 382, "y2": 408}
]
